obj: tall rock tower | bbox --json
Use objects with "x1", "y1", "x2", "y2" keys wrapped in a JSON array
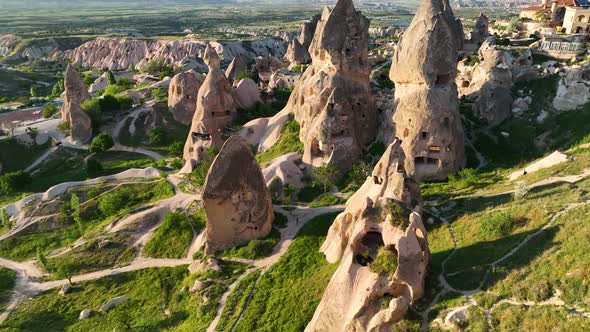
[
  {"x1": 181, "y1": 45, "x2": 237, "y2": 173},
  {"x1": 389, "y1": 0, "x2": 465, "y2": 181},
  {"x1": 288, "y1": 0, "x2": 376, "y2": 173},
  {"x1": 62, "y1": 65, "x2": 92, "y2": 144}
]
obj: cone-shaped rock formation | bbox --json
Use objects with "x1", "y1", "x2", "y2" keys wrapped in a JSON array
[
  {"x1": 181, "y1": 45, "x2": 237, "y2": 173},
  {"x1": 168, "y1": 70, "x2": 204, "y2": 125},
  {"x1": 306, "y1": 139, "x2": 429, "y2": 331},
  {"x1": 389, "y1": 0, "x2": 465, "y2": 181},
  {"x1": 288, "y1": 0, "x2": 376, "y2": 173},
  {"x1": 62, "y1": 65, "x2": 92, "y2": 144},
  {"x1": 202, "y1": 135, "x2": 274, "y2": 254}
]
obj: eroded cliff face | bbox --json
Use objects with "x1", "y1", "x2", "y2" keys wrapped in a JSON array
[
  {"x1": 390, "y1": 0, "x2": 465, "y2": 181},
  {"x1": 288, "y1": 0, "x2": 376, "y2": 173},
  {"x1": 202, "y1": 135, "x2": 274, "y2": 254},
  {"x1": 62, "y1": 65, "x2": 92, "y2": 144},
  {"x1": 181, "y1": 45, "x2": 237, "y2": 173},
  {"x1": 54, "y1": 37, "x2": 287, "y2": 71},
  {"x1": 307, "y1": 140, "x2": 429, "y2": 332}
]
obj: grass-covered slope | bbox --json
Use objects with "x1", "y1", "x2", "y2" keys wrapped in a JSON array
[{"x1": 233, "y1": 212, "x2": 339, "y2": 332}]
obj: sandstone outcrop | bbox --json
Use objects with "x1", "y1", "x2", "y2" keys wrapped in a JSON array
[
  {"x1": 233, "y1": 78, "x2": 261, "y2": 109},
  {"x1": 181, "y1": 45, "x2": 237, "y2": 173},
  {"x1": 457, "y1": 38, "x2": 514, "y2": 126},
  {"x1": 168, "y1": 70, "x2": 204, "y2": 125},
  {"x1": 300, "y1": 14, "x2": 321, "y2": 51},
  {"x1": 284, "y1": 39, "x2": 311, "y2": 67},
  {"x1": 202, "y1": 135, "x2": 274, "y2": 254},
  {"x1": 553, "y1": 64, "x2": 590, "y2": 111},
  {"x1": 470, "y1": 13, "x2": 489, "y2": 46},
  {"x1": 239, "y1": 108, "x2": 292, "y2": 153},
  {"x1": 306, "y1": 139, "x2": 428, "y2": 332},
  {"x1": 254, "y1": 56, "x2": 289, "y2": 84},
  {"x1": 288, "y1": 0, "x2": 376, "y2": 173},
  {"x1": 390, "y1": 0, "x2": 465, "y2": 180},
  {"x1": 88, "y1": 72, "x2": 108, "y2": 94},
  {"x1": 225, "y1": 54, "x2": 254, "y2": 82},
  {"x1": 62, "y1": 65, "x2": 93, "y2": 144},
  {"x1": 55, "y1": 37, "x2": 287, "y2": 71}
]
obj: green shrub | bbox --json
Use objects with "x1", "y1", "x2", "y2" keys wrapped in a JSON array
[
  {"x1": 85, "y1": 157, "x2": 103, "y2": 175},
  {"x1": 298, "y1": 185, "x2": 324, "y2": 203},
  {"x1": 273, "y1": 88, "x2": 292, "y2": 102},
  {"x1": 369, "y1": 247, "x2": 398, "y2": 274},
  {"x1": 309, "y1": 194, "x2": 340, "y2": 208},
  {"x1": 274, "y1": 212, "x2": 288, "y2": 229},
  {"x1": 117, "y1": 77, "x2": 133, "y2": 89},
  {"x1": 104, "y1": 84, "x2": 125, "y2": 96},
  {"x1": 464, "y1": 55, "x2": 480, "y2": 66},
  {"x1": 42, "y1": 103, "x2": 58, "y2": 118},
  {"x1": 235, "y1": 70, "x2": 253, "y2": 81},
  {"x1": 478, "y1": 211, "x2": 520, "y2": 238},
  {"x1": 386, "y1": 200, "x2": 411, "y2": 229},
  {"x1": 448, "y1": 168, "x2": 479, "y2": 190},
  {"x1": 143, "y1": 211, "x2": 194, "y2": 259},
  {"x1": 151, "y1": 88, "x2": 167, "y2": 102},
  {"x1": 0, "y1": 171, "x2": 31, "y2": 194},
  {"x1": 99, "y1": 94, "x2": 132, "y2": 112},
  {"x1": 149, "y1": 128, "x2": 168, "y2": 145},
  {"x1": 107, "y1": 70, "x2": 117, "y2": 85},
  {"x1": 88, "y1": 133, "x2": 114, "y2": 153},
  {"x1": 168, "y1": 141, "x2": 183, "y2": 157}
]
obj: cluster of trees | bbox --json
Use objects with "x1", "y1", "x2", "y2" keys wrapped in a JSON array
[
  {"x1": 141, "y1": 60, "x2": 174, "y2": 80},
  {"x1": 0, "y1": 170, "x2": 31, "y2": 194}
]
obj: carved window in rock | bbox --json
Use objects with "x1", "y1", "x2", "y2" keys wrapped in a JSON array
[
  {"x1": 414, "y1": 157, "x2": 439, "y2": 166},
  {"x1": 461, "y1": 80, "x2": 470, "y2": 88},
  {"x1": 421, "y1": 132, "x2": 428, "y2": 140},
  {"x1": 353, "y1": 231, "x2": 385, "y2": 266},
  {"x1": 403, "y1": 128, "x2": 409, "y2": 138},
  {"x1": 429, "y1": 146, "x2": 441, "y2": 153},
  {"x1": 443, "y1": 117, "x2": 450, "y2": 129}
]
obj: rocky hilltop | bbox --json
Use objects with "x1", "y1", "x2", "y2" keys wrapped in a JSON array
[
  {"x1": 307, "y1": 139, "x2": 428, "y2": 331},
  {"x1": 288, "y1": 0, "x2": 376, "y2": 173},
  {"x1": 62, "y1": 65, "x2": 92, "y2": 144},
  {"x1": 53, "y1": 37, "x2": 287, "y2": 71},
  {"x1": 390, "y1": 0, "x2": 465, "y2": 181},
  {"x1": 202, "y1": 135, "x2": 274, "y2": 254}
]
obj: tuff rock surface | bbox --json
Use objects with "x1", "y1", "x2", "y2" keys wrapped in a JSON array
[
  {"x1": 457, "y1": 38, "x2": 514, "y2": 126},
  {"x1": 233, "y1": 78, "x2": 261, "y2": 109},
  {"x1": 306, "y1": 140, "x2": 429, "y2": 332},
  {"x1": 202, "y1": 136, "x2": 274, "y2": 254},
  {"x1": 181, "y1": 45, "x2": 237, "y2": 173},
  {"x1": 553, "y1": 64, "x2": 590, "y2": 111},
  {"x1": 289, "y1": 0, "x2": 376, "y2": 173},
  {"x1": 225, "y1": 53, "x2": 254, "y2": 82},
  {"x1": 390, "y1": 0, "x2": 465, "y2": 181},
  {"x1": 168, "y1": 70, "x2": 204, "y2": 125},
  {"x1": 62, "y1": 65, "x2": 93, "y2": 144}
]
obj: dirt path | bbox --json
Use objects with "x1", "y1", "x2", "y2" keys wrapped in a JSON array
[
  {"x1": 204, "y1": 204, "x2": 345, "y2": 332},
  {"x1": 420, "y1": 192, "x2": 590, "y2": 331},
  {"x1": 24, "y1": 147, "x2": 58, "y2": 173}
]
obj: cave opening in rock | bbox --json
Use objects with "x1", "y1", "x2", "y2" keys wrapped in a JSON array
[{"x1": 354, "y1": 231, "x2": 385, "y2": 266}]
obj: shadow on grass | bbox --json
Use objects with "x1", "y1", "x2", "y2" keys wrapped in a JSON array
[{"x1": 432, "y1": 226, "x2": 559, "y2": 291}]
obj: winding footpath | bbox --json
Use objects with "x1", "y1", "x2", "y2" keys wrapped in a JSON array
[{"x1": 419, "y1": 171, "x2": 590, "y2": 331}]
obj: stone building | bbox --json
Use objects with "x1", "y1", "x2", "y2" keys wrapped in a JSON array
[{"x1": 563, "y1": 2, "x2": 590, "y2": 33}]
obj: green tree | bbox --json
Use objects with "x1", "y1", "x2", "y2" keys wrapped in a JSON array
[
  {"x1": 70, "y1": 193, "x2": 82, "y2": 234},
  {"x1": 236, "y1": 70, "x2": 253, "y2": 81},
  {"x1": 51, "y1": 79, "x2": 64, "y2": 97},
  {"x1": 104, "y1": 84, "x2": 124, "y2": 96},
  {"x1": 36, "y1": 247, "x2": 48, "y2": 270},
  {"x1": 82, "y1": 72, "x2": 95, "y2": 88},
  {"x1": 534, "y1": 10, "x2": 551, "y2": 22},
  {"x1": 283, "y1": 183, "x2": 297, "y2": 204},
  {"x1": 42, "y1": 103, "x2": 58, "y2": 118},
  {"x1": 54, "y1": 259, "x2": 78, "y2": 285},
  {"x1": 312, "y1": 164, "x2": 340, "y2": 193},
  {"x1": 1, "y1": 209, "x2": 9, "y2": 228},
  {"x1": 149, "y1": 128, "x2": 168, "y2": 145},
  {"x1": 88, "y1": 133, "x2": 114, "y2": 153},
  {"x1": 86, "y1": 157, "x2": 103, "y2": 175},
  {"x1": 81, "y1": 98, "x2": 101, "y2": 116},
  {"x1": 168, "y1": 141, "x2": 183, "y2": 157},
  {"x1": 107, "y1": 70, "x2": 117, "y2": 85},
  {"x1": 346, "y1": 161, "x2": 373, "y2": 191},
  {"x1": 0, "y1": 171, "x2": 31, "y2": 194}
]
